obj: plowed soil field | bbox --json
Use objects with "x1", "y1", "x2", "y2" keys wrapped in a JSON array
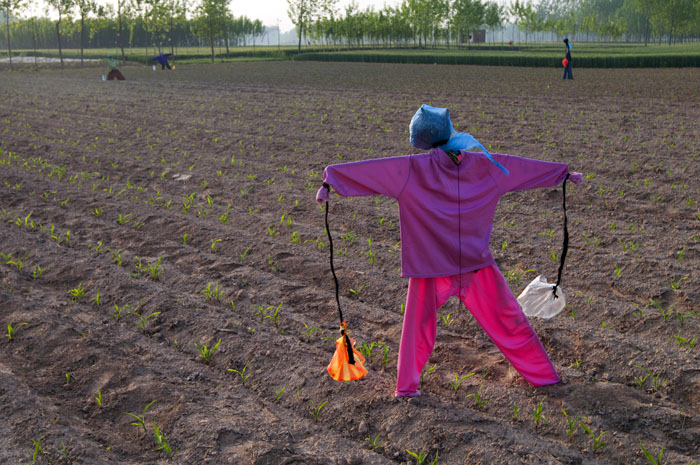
[{"x1": 1, "y1": 61, "x2": 699, "y2": 464}]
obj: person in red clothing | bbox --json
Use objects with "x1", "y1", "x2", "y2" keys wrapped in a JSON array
[{"x1": 563, "y1": 38, "x2": 573, "y2": 80}]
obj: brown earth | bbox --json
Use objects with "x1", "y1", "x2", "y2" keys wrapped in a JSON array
[{"x1": 0, "y1": 61, "x2": 699, "y2": 465}]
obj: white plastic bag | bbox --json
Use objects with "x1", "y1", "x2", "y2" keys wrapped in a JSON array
[{"x1": 517, "y1": 275, "x2": 566, "y2": 319}]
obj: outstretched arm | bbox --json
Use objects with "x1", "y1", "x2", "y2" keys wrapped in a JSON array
[
  {"x1": 491, "y1": 153, "x2": 581, "y2": 193},
  {"x1": 316, "y1": 156, "x2": 410, "y2": 204}
]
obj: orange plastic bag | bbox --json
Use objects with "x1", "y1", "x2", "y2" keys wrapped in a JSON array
[
  {"x1": 327, "y1": 334, "x2": 367, "y2": 381},
  {"x1": 562, "y1": 58, "x2": 569, "y2": 67}
]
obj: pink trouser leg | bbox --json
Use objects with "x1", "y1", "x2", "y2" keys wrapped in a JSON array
[
  {"x1": 460, "y1": 265, "x2": 560, "y2": 386},
  {"x1": 395, "y1": 277, "x2": 440, "y2": 396}
]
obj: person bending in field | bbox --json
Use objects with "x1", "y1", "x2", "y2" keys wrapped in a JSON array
[
  {"x1": 152, "y1": 52, "x2": 173, "y2": 70},
  {"x1": 563, "y1": 38, "x2": 573, "y2": 80},
  {"x1": 104, "y1": 55, "x2": 125, "y2": 80},
  {"x1": 317, "y1": 104, "x2": 582, "y2": 397}
]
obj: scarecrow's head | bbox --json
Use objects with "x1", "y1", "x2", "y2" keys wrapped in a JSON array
[{"x1": 409, "y1": 104, "x2": 453, "y2": 150}]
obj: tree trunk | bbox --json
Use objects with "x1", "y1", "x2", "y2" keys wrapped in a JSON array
[
  {"x1": 32, "y1": 17, "x2": 38, "y2": 68},
  {"x1": 80, "y1": 15, "x2": 85, "y2": 66},
  {"x1": 5, "y1": 12, "x2": 12, "y2": 70},
  {"x1": 297, "y1": 23, "x2": 303, "y2": 52},
  {"x1": 210, "y1": 34, "x2": 214, "y2": 62},
  {"x1": 56, "y1": 15, "x2": 64, "y2": 68},
  {"x1": 225, "y1": 35, "x2": 229, "y2": 57},
  {"x1": 118, "y1": 8, "x2": 126, "y2": 60}
]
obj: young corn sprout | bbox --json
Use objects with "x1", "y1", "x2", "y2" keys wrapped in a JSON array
[
  {"x1": 195, "y1": 338, "x2": 221, "y2": 362},
  {"x1": 124, "y1": 400, "x2": 156, "y2": 432}
]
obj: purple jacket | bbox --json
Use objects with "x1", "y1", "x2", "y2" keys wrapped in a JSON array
[{"x1": 320, "y1": 149, "x2": 570, "y2": 278}]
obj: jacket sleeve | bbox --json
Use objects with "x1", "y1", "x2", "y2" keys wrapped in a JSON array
[
  {"x1": 491, "y1": 153, "x2": 569, "y2": 193},
  {"x1": 322, "y1": 156, "x2": 410, "y2": 199}
]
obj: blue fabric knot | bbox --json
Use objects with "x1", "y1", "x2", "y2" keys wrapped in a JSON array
[{"x1": 410, "y1": 104, "x2": 509, "y2": 175}]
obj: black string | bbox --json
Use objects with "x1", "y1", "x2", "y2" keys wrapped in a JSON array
[
  {"x1": 552, "y1": 174, "x2": 570, "y2": 297},
  {"x1": 324, "y1": 195, "x2": 355, "y2": 365}
]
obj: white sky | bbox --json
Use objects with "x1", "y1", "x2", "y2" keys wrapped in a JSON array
[
  {"x1": 235, "y1": 0, "x2": 403, "y2": 32},
  {"x1": 27, "y1": 0, "x2": 405, "y2": 33},
  {"x1": 28, "y1": 0, "x2": 512, "y2": 34}
]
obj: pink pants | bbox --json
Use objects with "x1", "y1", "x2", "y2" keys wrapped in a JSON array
[{"x1": 395, "y1": 265, "x2": 560, "y2": 396}]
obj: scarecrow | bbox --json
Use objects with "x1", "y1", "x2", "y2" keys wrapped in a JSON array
[
  {"x1": 103, "y1": 55, "x2": 125, "y2": 80},
  {"x1": 317, "y1": 104, "x2": 582, "y2": 396},
  {"x1": 152, "y1": 52, "x2": 174, "y2": 70}
]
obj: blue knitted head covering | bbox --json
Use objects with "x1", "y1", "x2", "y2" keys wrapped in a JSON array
[{"x1": 409, "y1": 104, "x2": 509, "y2": 175}]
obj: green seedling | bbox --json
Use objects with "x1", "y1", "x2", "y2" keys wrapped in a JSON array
[
  {"x1": 650, "y1": 372, "x2": 668, "y2": 391},
  {"x1": 95, "y1": 389, "x2": 103, "y2": 407},
  {"x1": 274, "y1": 386, "x2": 285, "y2": 402},
  {"x1": 266, "y1": 225, "x2": 278, "y2": 237},
  {"x1": 633, "y1": 365, "x2": 651, "y2": 389},
  {"x1": 669, "y1": 276, "x2": 687, "y2": 290},
  {"x1": 239, "y1": 247, "x2": 251, "y2": 262},
  {"x1": 132, "y1": 311, "x2": 161, "y2": 331},
  {"x1": 449, "y1": 372, "x2": 475, "y2": 393},
  {"x1": 512, "y1": 401, "x2": 521, "y2": 420},
  {"x1": 264, "y1": 302, "x2": 283, "y2": 329},
  {"x1": 359, "y1": 341, "x2": 377, "y2": 363},
  {"x1": 6, "y1": 254, "x2": 25, "y2": 271},
  {"x1": 219, "y1": 204, "x2": 231, "y2": 224},
  {"x1": 112, "y1": 303, "x2": 129, "y2": 321},
  {"x1": 267, "y1": 255, "x2": 279, "y2": 272},
  {"x1": 406, "y1": 449, "x2": 439, "y2": 465},
  {"x1": 195, "y1": 338, "x2": 221, "y2": 362},
  {"x1": 248, "y1": 206, "x2": 259, "y2": 216},
  {"x1": 7, "y1": 322, "x2": 27, "y2": 340},
  {"x1": 210, "y1": 238, "x2": 222, "y2": 252},
  {"x1": 649, "y1": 299, "x2": 672, "y2": 321},
  {"x1": 349, "y1": 282, "x2": 369, "y2": 297},
  {"x1": 379, "y1": 342, "x2": 390, "y2": 368},
  {"x1": 32, "y1": 264, "x2": 45, "y2": 279},
  {"x1": 133, "y1": 256, "x2": 143, "y2": 277},
  {"x1": 467, "y1": 385, "x2": 486, "y2": 409},
  {"x1": 303, "y1": 323, "x2": 320, "y2": 341},
  {"x1": 228, "y1": 360, "x2": 250, "y2": 383},
  {"x1": 68, "y1": 283, "x2": 86, "y2": 302},
  {"x1": 440, "y1": 312, "x2": 454, "y2": 328},
  {"x1": 364, "y1": 434, "x2": 383, "y2": 452},
  {"x1": 65, "y1": 373, "x2": 71, "y2": 384},
  {"x1": 146, "y1": 257, "x2": 162, "y2": 280},
  {"x1": 153, "y1": 421, "x2": 172, "y2": 456},
  {"x1": 291, "y1": 231, "x2": 301, "y2": 243},
  {"x1": 421, "y1": 363, "x2": 437, "y2": 383},
  {"x1": 202, "y1": 282, "x2": 223, "y2": 301},
  {"x1": 533, "y1": 397, "x2": 547, "y2": 429},
  {"x1": 561, "y1": 408, "x2": 583, "y2": 439},
  {"x1": 309, "y1": 400, "x2": 328, "y2": 422},
  {"x1": 124, "y1": 400, "x2": 156, "y2": 432},
  {"x1": 117, "y1": 213, "x2": 131, "y2": 225},
  {"x1": 30, "y1": 436, "x2": 44, "y2": 463},
  {"x1": 640, "y1": 441, "x2": 664, "y2": 465},
  {"x1": 183, "y1": 233, "x2": 191, "y2": 244},
  {"x1": 578, "y1": 422, "x2": 608, "y2": 454},
  {"x1": 111, "y1": 249, "x2": 123, "y2": 266},
  {"x1": 365, "y1": 237, "x2": 375, "y2": 264}
]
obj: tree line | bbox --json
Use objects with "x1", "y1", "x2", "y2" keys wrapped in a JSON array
[
  {"x1": 2, "y1": 0, "x2": 699, "y2": 69},
  {"x1": 289, "y1": 0, "x2": 700, "y2": 49},
  {"x1": 1, "y1": 0, "x2": 265, "y2": 67}
]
